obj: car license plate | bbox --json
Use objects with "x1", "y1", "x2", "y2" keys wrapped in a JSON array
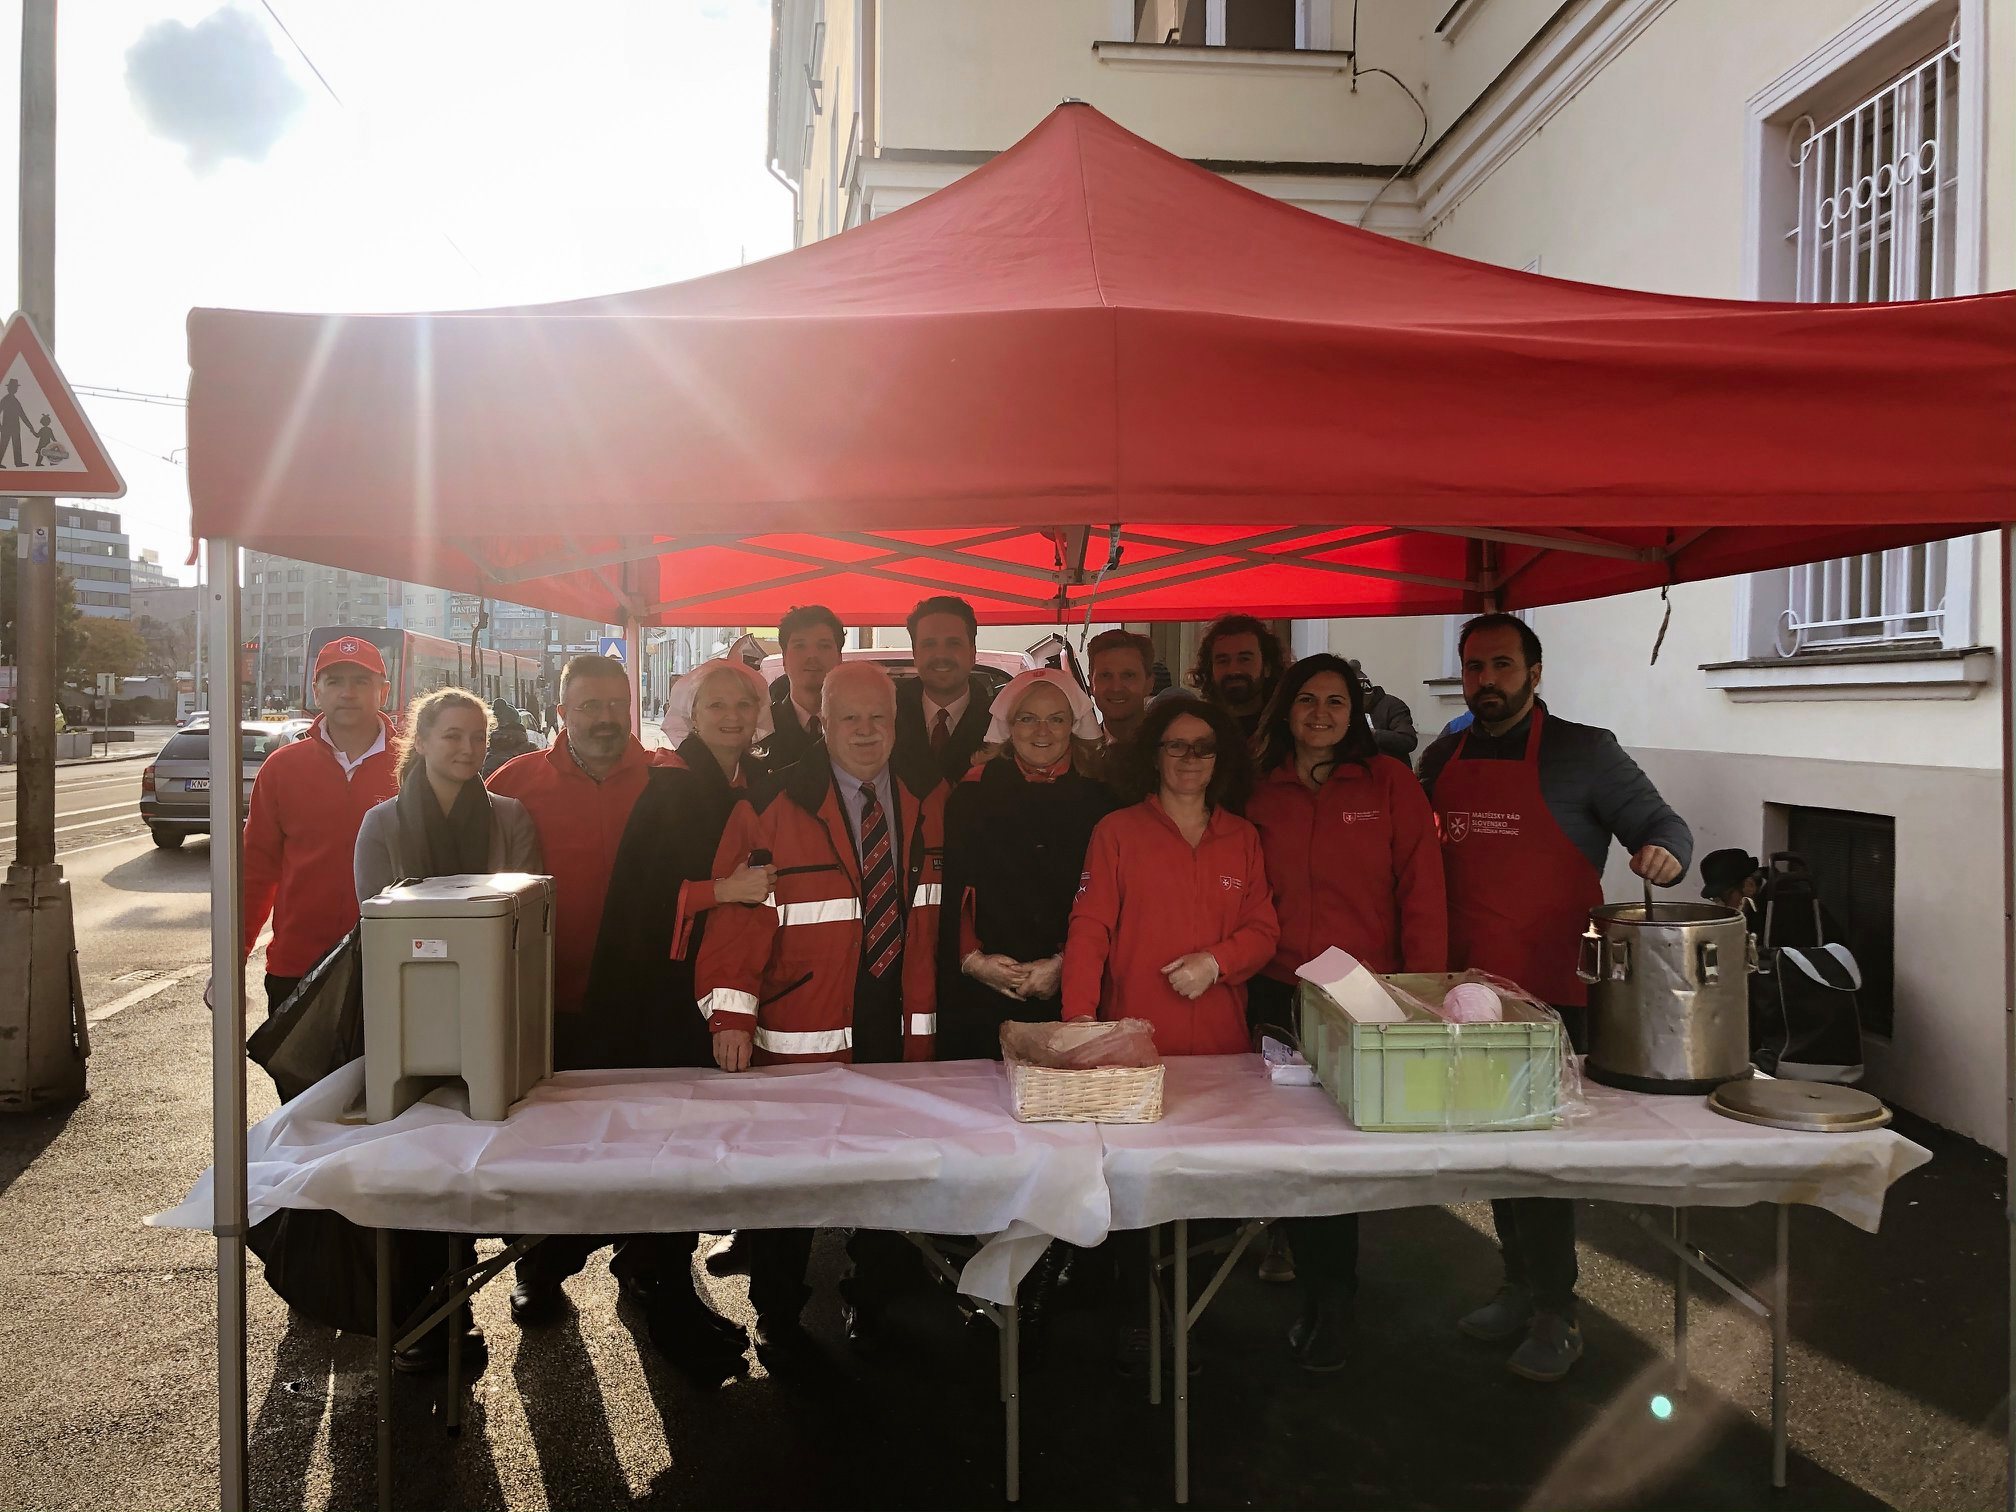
[{"x1": 185, "y1": 778, "x2": 210, "y2": 791}]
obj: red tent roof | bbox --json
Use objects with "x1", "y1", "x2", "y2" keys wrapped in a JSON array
[{"x1": 186, "y1": 103, "x2": 2016, "y2": 625}]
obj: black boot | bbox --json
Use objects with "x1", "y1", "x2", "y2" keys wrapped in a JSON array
[
  {"x1": 646, "y1": 1277, "x2": 748, "y2": 1387},
  {"x1": 1287, "y1": 1291, "x2": 1350, "y2": 1373}
]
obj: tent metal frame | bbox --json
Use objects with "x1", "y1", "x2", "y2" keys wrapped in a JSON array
[{"x1": 449, "y1": 521, "x2": 1696, "y2": 622}]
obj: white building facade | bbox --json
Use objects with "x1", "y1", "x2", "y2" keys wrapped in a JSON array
[{"x1": 772, "y1": 0, "x2": 2015, "y2": 1147}]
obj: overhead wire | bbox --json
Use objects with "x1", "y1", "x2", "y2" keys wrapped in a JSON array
[
  {"x1": 1349, "y1": 0, "x2": 1431, "y2": 229},
  {"x1": 255, "y1": 0, "x2": 482, "y2": 277}
]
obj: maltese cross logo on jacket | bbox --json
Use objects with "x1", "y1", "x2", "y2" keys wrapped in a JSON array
[{"x1": 1445, "y1": 811, "x2": 1471, "y2": 843}]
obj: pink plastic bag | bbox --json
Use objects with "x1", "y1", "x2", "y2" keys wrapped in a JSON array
[{"x1": 999, "y1": 1018, "x2": 1161, "y2": 1069}]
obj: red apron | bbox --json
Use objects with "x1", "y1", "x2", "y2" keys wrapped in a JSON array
[{"x1": 1433, "y1": 706, "x2": 1603, "y2": 1008}]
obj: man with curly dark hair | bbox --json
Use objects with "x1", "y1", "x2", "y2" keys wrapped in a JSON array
[{"x1": 1187, "y1": 613, "x2": 1285, "y2": 739}]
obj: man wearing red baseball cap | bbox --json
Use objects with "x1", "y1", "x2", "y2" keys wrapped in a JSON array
[{"x1": 239, "y1": 635, "x2": 399, "y2": 1023}]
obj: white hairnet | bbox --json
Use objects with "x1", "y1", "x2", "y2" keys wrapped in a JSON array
[
  {"x1": 984, "y1": 667, "x2": 1101, "y2": 746},
  {"x1": 660, "y1": 658, "x2": 776, "y2": 746}
]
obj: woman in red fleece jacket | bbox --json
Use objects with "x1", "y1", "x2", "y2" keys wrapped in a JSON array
[
  {"x1": 1244, "y1": 653, "x2": 1449, "y2": 1374},
  {"x1": 1063, "y1": 697, "x2": 1277, "y2": 1056}
]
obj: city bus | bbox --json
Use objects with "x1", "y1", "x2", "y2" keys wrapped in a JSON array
[{"x1": 301, "y1": 626, "x2": 546, "y2": 724}]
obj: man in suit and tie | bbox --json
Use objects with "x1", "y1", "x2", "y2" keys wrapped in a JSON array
[
  {"x1": 698, "y1": 661, "x2": 949, "y2": 1360},
  {"x1": 895, "y1": 594, "x2": 992, "y2": 784},
  {"x1": 762, "y1": 603, "x2": 843, "y2": 771}
]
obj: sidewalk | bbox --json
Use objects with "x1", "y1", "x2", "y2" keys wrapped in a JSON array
[{"x1": 0, "y1": 728, "x2": 172, "y2": 774}]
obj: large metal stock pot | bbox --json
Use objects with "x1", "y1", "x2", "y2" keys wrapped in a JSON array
[{"x1": 1577, "y1": 901, "x2": 1756, "y2": 1094}]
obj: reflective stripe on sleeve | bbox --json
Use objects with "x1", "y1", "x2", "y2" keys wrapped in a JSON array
[
  {"x1": 777, "y1": 897, "x2": 863, "y2": 927},
  {"x1": 701, "y1": 988, "x2": 759, "y2": 1020},
  {"x1": 910, "y1": 883, "x2": 942, "y2": 908},
  {"x1": 753, "y1": 1025, "x2": 854, "y2": 1055},
  {"x1": 908, "y1": 1013, "x2": 937, "y2": 1036}
]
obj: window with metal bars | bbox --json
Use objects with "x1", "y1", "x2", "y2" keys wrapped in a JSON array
[
  {"x1": 1758, "y1": 37, "x2": 1962, "y2": 659},
  {"x1": 1783, "y1": 806, "x2": 1896, "y2": 1037}
]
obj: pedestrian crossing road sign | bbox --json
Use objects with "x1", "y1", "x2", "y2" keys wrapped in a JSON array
[
  {"x1": 0, "y1": 312, "x2": 125, "y2": 498},
  {"x1": 598, "y1": 636, "x2": 627, "y2": 663}
]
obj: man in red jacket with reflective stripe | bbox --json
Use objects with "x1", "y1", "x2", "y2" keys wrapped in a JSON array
[
  {"x1": 696, "y1": 661, "x2": 948, "y2": 1360},
  {"x1": 239, "y1": 637, "x2": 398, "y2": 1023}
]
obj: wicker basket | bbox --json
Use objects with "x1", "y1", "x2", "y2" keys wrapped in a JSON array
[{"x1": 1005, "y1": 1056, "x2": 1165, "y2": 1123}]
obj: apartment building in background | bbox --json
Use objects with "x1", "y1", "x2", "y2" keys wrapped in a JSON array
[
  {"x1": 1, "y1": 502, "x2": 132, "y2": 618},
  {"x1": 771, "y1": 0, "x2": 2015, "y2": 1147}
]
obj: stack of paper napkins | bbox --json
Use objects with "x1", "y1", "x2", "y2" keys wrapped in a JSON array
[{"x1": 1295, "y1": 947, "x2": 1407, "y2": 1023}]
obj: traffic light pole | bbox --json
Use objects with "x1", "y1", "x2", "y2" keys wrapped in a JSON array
[{"x1": 0, "y1": 0, "x2": 86, "y2": 1112}]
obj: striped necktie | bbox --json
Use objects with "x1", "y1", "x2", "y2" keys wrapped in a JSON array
[{"x1": 858, "y1": 784, "x2": 902, "y2": 979}]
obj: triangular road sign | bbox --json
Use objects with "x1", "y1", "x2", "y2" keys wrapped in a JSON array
[{"x1": 0, "y1": 312, "x2": 125, "y2": 498}]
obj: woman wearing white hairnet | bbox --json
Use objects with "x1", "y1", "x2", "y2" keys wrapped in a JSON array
[
  {"x1": 566, "y1": 658, "x2": 778, "y2": 1384},
  {"x1": 937, "y1": 667, "x2": 1117, "y2": 1356},
  {"x1": 936, "y1": 668, "x2": 1118, "y2": 1062}
]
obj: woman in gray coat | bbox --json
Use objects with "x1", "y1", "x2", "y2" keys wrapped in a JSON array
[
  {"x1": 354, "y1": 687, "x2": 543, "y2": 904},
  {"x1": 350, "y1": 686, "x2": 542, "y2": 1378}
]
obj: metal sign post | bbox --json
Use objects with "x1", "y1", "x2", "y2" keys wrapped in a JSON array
[{"x1": 0, "y1": 0, "x2": 88, "y2": 1114}]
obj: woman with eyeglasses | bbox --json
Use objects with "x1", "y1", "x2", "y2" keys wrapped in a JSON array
[
  {"x1": 1062, "y1": 696, "x2": 1279, "y2": 1056},
  {"x1": 1244, "y1": 652, "x2": 1447, "y2": 1372},
  {"x1": 937, "y1": 669, "x2": 1119, "y2": 1062}
]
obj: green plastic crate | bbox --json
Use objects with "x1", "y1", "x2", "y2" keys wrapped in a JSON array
[{"x1": 1295, "y1": 977, "x2": 1563, "y2": 1132}]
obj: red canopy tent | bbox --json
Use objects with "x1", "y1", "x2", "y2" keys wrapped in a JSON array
[
  {"x1": 185, "y1": 104, "x2": 2016, "y2": 1510},
  {"x1": 187, "y1": 103, "x2": 2015, "y2": 626}
]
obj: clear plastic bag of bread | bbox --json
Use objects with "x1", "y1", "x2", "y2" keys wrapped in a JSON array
[{"x1": 998, "y1": 1017, "x2": 1161, "y2": 1070}]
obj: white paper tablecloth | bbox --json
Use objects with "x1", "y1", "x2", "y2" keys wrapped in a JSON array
[
  {"x1": 149, "y1": 1059, "x2": 1110, "y2": 1304},
  {"x1": 155, "y1": 1055, "x2": 1931, "y2": 1304},
  {"x1": 1100, "y1": 1055, "x2": 1931, "y2": 1233}
]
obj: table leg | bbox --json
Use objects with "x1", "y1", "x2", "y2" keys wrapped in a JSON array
[
  {"x1": 1673, "y1": 1208, "x2": 1690, "y2": 1392},
  {"x1": 1148, "y1": 1225, "x2": 1162, "y2": 1408},
  {"x1": 1174, "y1": 1217, "x2": 1189, "y2": 1507},
  {"x1": 1004, "y1": 1283, "x2": 1021, "y2": 1504},
  {"x1": 446, "y1": 1287, "x2": 462, "y2": 1438},
  {"x1": 375, "y1": 1229, "x2": 393, "y2": 1512},
  {"x1": 1772, "y1": 1204, "x2": 1789, "y2": 1490}
]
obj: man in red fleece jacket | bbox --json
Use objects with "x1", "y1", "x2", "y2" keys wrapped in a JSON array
[
  {"x1": 485, "y1": 654, "x2": 653, "y2": 1049},
  {"x1": 240, "y1": 637, "x2": 399, "y2": 1018},
  {"x1": 486, "y1": 654, "x2": 665, "y2": 1332}
]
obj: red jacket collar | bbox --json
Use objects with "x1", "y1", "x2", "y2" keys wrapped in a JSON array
[
  {"x1": 545, "y1": 733, "x2": 650, "y2": 782},
  {"x1": 1142, "y1": 793, "x2": 1234, "y2": 842},
  {"x1": 305, "y1": 711, "x2": 396, "y2": 761}
]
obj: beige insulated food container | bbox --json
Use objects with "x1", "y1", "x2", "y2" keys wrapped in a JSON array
[{"x1": 360, "y1": 873, "x2": 555, "y2": 1122}]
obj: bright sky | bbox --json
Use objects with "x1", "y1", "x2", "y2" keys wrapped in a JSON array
[{"x1": 0, "y1": 0, "x2": 792, "y2": 583}]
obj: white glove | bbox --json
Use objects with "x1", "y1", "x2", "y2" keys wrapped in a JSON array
[
  {"x1": 963, "y1": 951, "x2": 1029, "y2": 997},
  {"x1": 1161, "y1": 952, "x2": 1220, "y2": 1001},
  {"x1": 1017, "y1": 955, "x2": 1063, "y2": 1001}
]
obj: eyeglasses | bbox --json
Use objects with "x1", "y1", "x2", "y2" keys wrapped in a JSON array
[
  {"x1": 566, "y1": 698, "x2": 627, "y2": 719},
  {"x1": 1011, "y1": 712, "x2": 1073, "y2": 731},
  {"x1": 1158, "y1": 739, "x2": 1218, "y2": 759}
]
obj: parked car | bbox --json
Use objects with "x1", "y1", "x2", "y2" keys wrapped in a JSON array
[
  {"x1": 140, "y1": 721, "x2": 295, "y2": 850},
  {"x1": 179, "y1": 710, "x2": 210, "y2": 731}
]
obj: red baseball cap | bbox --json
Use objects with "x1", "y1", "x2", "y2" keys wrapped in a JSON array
[{"x1": 312, "y1": 636, "x2": 387, "y2": 680}]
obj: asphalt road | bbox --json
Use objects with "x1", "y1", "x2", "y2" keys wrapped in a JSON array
[
  {"x1": 0, "y1": 731, "x2": 174, "y2": 866},
  {"x1": 0, "y1": 774, "x2": 2006, "y2": 1509}
]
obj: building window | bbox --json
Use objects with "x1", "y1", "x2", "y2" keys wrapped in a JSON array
[
  {"x1": 1133, "y1": 0, "x2": 1316, "y2": 49},
  {"x1": 1744, "y1": 31, "x2": 1970, "y2": 661},
  {"x1": 1783, "y1": 806, "x2": 1895, "y2": 1037}
]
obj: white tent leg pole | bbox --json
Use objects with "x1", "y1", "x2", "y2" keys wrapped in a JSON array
[
  {"x1": 623, "y1": 612, "x2": 643, "y2": 733},
  {"x1": 206, "y1": 539, "x2": 248, "y2": 1512},
  {"x1": 2000, "y1": 526, "x2": 2014, "y2": 1512}
]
